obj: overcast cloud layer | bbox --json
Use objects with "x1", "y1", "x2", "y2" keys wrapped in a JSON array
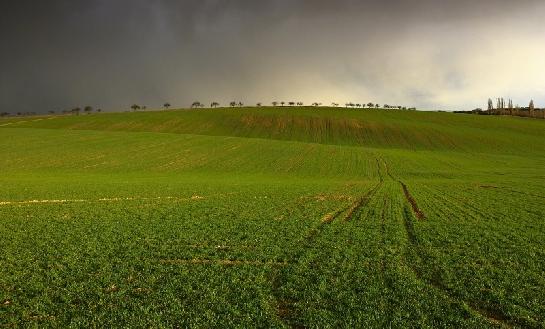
[{"x1": 1, "y1": 0, "x2": 545, "y2": 112}]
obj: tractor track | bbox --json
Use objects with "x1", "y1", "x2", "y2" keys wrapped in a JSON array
[
  {"x1": 379, "y1": 155, "x2": 514, "y2": 327},
  {"x1": 342, "y1": 180, "x2": 383, "y2": 222},
  {"x1": 378, "y1": 156, "x2": 426, "y2": 220},
  {"x1": 399, "y1": 182, "x2": 425, "y2": 220},
  {"x1": 400, "y1": 195, "x2": 515, "y2": 328},
  {"x1": 271, "y1": 174, "x2": 385, "y2": 328}
]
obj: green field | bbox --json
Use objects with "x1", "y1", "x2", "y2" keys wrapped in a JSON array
[{"x1": 1, "y1": 107, "x2": 544, "y2": 328}]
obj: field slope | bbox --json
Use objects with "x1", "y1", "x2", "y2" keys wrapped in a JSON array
[{"x1": 1, "y1": 108, "x2": 544, "y2": 328}]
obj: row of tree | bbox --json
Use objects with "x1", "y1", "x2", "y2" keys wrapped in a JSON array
[
  {"x1": 63, "y1": 106, "x2": 102, "y2": 115},
  {"x1": 1, "y1": 101, "x2": 416, "y2": 117},
  {"x1": 174, "y1": 101, "x2": 415, "y2": 110},
  {"x1": 0, "y1": 106, "x2": 102, "y2": 117},
  {"x1": 484, "y1": 98, "x2": 544, "y2": 118}
]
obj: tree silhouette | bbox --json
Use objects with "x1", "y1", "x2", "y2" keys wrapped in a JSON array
[
  {"x1": 256, "y1": 102, "x2": 262, "y2": 107},
  {"x1": 272, "y1": 101, "x2": 278, "y2": 107},
  {"x1": 191, "y1": 101, "x2": 202, "y2": 108},
  {"x1": 72, "y1": 107, "x2": 81, "y2": 115},
  {"x1": 164, "y1": 102, "x2": 171, "y2": 109},
  {"x1": 230, "y1": 101, "x2": 237, "y2": 107},
  {"x1": 130, "y1": 104, "x2": 140, "y2": 111},
  {"x1": 367, "y1": 102, "x2": 374, "y2": 108},
  {"x1": 84, "y1": 106, "x2": 93, "y2": 114},
  {"x1": 0, "y1": 112, "x2": 9, "y2": 117},
  {"x1": 97, "y1": 109, "x2": 102, "y2": 113},
  {"x1": 211, "y1": 102, "x2": 219, "y2": 108},
  {"x1": 281, "y1": 101, "x2": 285, "y2": 106},
  {"x1": 238, "y1": 102, "x2": 244, "y2": 107},
  {"x1": 529, "y1": 100, "x2": 535, "y2": 117},
  {"x1": 289, "y1": 102, "x2": 295, "y2": 106},
  {"x1": 487, "y1": 98, "x2": 493, "y2": 111}
]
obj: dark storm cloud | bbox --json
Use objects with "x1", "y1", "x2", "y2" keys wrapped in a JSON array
[{"x1": 1, "y1": 0, "x2": 544, "y2": 113}]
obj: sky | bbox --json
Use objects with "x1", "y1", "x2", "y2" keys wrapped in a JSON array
[{"x1": 1, "y1": 0, "x2": 545, "y2": 113}]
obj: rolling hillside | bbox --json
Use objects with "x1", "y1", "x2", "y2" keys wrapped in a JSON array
[
  {"x1": 2, "y1": 107, "x2": 544, "y2": 154},
  {"x1": 1, "y1": 108, "x2": 544, "y2": 328}
]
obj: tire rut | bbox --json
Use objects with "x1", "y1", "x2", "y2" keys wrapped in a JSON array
[
  {"x1": 379, "y1": 156, "x2": 513, "y2": 327},
  {"x1": 342, "y1": 180, "x2": 383, "y2": 222},
  {"x1": 400, "y1": 202, "x2": 514, "y2": 328},
  {"x1": 399, "y1": 182, "x2": 425, "y2": 220},
  {"x1": 378, "y1": 156, "x2": 425, "y2": 220},
  {"x1": 270, "y1": 181, "x2": 383, "y2": 328}
]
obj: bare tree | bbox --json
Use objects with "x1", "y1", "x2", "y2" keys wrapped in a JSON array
[{"x1": 487, "y1": 98, "x2": 493, "y2": 111}]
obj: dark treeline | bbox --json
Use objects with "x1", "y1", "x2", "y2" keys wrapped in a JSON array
[{"x1": 455, "y1": 98, "x2": 545, "y2": 119}]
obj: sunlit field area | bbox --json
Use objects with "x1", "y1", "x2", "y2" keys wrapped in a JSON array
[{"x1": 1, "y1": 107, "x2": 544, "y2": 328}]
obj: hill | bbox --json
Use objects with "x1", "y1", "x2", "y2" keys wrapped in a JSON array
[
  {"x1": 1, "y1": 107, "x2": 544, "y2": 327},
  {"x1": 3, "y1": 107, "x2": 545, "y2": 154}
]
